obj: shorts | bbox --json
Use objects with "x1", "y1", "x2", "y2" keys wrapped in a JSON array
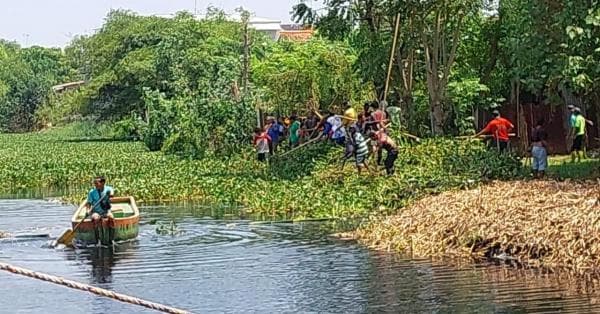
[
  {"x1": 531, "y1": 146, "x2": 547, "y2": 171},
  {"x1": 355, "y1": 154, "x2": 367, "y2": 166},
  {"x1": 490, "y1": 140, "x2": 509, "y2": 152},
  {"x1": 571, "y1": 135, "x2": 584, "y2": 152},
  {"x1": 257, "y1": 153, "x2": 267, "y2": 162},
  {"x1": 344, "y1": 141, "x2": 354, "y2": 158},
  {"x1": 334, "y1": 136, "x2": 346, "y2": 146},
  {"x1": 91, "y1": 211, "x2": 113, "y2": 221},
  {"x1": 269, "y1": 139, "x2": 279, "y2": 154}
]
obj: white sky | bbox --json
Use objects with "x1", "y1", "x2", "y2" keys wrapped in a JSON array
[{"x1": 0, "y1": 0, "x2": 304, "y2": 48}]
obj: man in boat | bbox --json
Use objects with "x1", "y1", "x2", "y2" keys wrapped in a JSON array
[{"x1": 86, "y1": 176, "x2": 115, "y2": 244}]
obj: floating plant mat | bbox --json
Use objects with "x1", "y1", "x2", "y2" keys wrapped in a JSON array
[{"x1": 356, "y1": 180, "x2": 600, "y2": 273}]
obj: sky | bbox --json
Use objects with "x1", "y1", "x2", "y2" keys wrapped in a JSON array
[{"x1": 0, "y1": 0, "x2": 305, "y2": 48}]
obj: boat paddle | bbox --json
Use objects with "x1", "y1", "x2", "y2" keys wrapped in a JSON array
[{"x1": 53, "y1": 194, "x2": 107, "y2": 247}]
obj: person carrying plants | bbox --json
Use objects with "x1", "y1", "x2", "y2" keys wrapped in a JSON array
[
  {"x1": 288, "y1": 114, "x2": 301, "y2": 148},
  {"x1": 570, "y1": 107, "x2": 587, "y2": 163},
  {"x1": 253, "y1": 127, "x2": 271, "y2": 162},
  {"x1": 369, "y1": 130, "x2": 398, "y2": 175},
  {"x1": 474, "y1": 110, "x2": 514, "y2": 152},
  {"x1": 86, "y1": 176, "x2": 115, "y2": 245},
  {"x1": 530, "y1": 118, "x2": 549, "y2": 178}
]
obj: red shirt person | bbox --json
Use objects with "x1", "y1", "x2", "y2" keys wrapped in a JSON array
[{"x1": 475, "y1": 110, "x2": 514, "y2": 152}]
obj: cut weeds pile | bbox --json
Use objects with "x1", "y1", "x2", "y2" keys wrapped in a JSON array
[{"x1": 355, "y1": 180, "x2": 600, "y2": 273}]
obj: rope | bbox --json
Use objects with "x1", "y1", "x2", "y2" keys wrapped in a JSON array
[{"x1": 0, "y1": 262, "x2": 190, "y2": 314}]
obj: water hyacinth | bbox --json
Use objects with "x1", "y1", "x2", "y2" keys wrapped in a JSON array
[{"x1": 0, "y1": 133, "x2": 523, "y2": 219}]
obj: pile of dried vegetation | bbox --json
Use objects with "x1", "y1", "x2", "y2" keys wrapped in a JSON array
[{"x1": 356, "y1": 180, "x2": 600, "y2": 273}]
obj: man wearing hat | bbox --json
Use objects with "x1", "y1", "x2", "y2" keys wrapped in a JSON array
[{"x1": 474, "y1": 109, "x2": 515, "y2": 152}]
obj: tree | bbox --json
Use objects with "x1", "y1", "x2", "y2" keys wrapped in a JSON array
[{"x1": 252, "y1": 39, "x2": 363, "y2": 114}]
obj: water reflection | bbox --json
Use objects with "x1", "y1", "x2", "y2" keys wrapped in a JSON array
[{"x1": 64, "y1": 242, "x2": 138, "y2": 287}]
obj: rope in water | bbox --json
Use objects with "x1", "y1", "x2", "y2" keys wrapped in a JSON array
[{"x1": 0, "y1": 262, "x2": 190, "y2": 314}]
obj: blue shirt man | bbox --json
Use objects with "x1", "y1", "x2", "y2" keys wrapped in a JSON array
[
  {"x1": 267, "y1": 120, "x2": 282, "y2": 143},
  {"x1": 87, "y1": 177, "x2": 115, "y2": 216}
]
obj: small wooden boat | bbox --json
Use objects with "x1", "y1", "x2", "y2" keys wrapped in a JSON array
[{"x1": 71, "y1": 196, "x2": 140, "y2": 245}]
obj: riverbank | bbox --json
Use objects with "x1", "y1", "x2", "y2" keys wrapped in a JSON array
[
  {"x1": 0, "y1": 132, "x2": 522, "y2": 219},
  {"x1": 354, "y1": 180, "x2": 600, "y2": 273}
]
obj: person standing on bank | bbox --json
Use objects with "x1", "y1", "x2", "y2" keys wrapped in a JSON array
[
  {"x1": 531, "y1": 118, "x2": 549, "y2": 178},
  {"x1": 253, "y1": 127, "x2": 271, "y2": 162},
  {"x1": 266, "y1": 117, "x2": 282, "y2": 155},
  {"x1": 288, "y1": 115, "x2": 301, "y2": 148},
  {"x1": 570, "y1": 107, "x2": 587, "y2": 163},
  {"x1": 474, "y1": 110, "x2": 515, "y2": 152},
  {"x1": 86, "y1": 176, "x2": 115, "y2": 245}
]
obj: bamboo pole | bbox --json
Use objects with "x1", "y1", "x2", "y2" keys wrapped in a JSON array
[
  {"x1": 276, "y1": 136, "x2": 322, "y2": 158},
  {"x1": 383, "y1": 13, "x2": 402, "y2": 103}
]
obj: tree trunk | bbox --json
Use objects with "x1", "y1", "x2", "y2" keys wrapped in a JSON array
[
  {"x1": 431, "y1": 93, "x2": 445, "y2": 135},
  {"x1": 420, "y1": 7, "x2": 464, "y2": 136}
]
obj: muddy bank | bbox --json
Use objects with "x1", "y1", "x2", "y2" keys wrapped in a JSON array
[{"x1": 355, "y1": 180, "x2": 600, "y2": 273}]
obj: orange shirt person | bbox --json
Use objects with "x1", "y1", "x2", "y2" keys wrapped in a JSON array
[{"x1": 474, "y1": 110, "x2": 514, "y2": 152}]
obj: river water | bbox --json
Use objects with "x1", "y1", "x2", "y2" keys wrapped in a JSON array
[{"x1": 1, "y1": 199, "x2": 600, "y2": 314}]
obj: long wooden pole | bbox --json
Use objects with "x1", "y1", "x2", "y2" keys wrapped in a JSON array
[
  {"x1": 277, "y1": 136, "x2": 322, "y2": 158},
  {"x1": 383, "y1": 13, "x2": 401, "y2": 103}
]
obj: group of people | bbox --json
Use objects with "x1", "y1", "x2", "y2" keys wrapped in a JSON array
[
  {"x1": 254, "y1": 100, "x2": 595, "y2": 178},
  {"x1": 253, "y1": 101, "x2": 400, "y2": 175}
]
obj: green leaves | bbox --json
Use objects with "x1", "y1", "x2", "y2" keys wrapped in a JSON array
[
  {"x1": 252, "y1": 38, "x2": 362, "y2": 114},
  {"x1": 0, "y1": 42, "x2": 72, "y2": 131},
  {"x1": 567, "y1": 26, "x2": 585, "y2": 40}
]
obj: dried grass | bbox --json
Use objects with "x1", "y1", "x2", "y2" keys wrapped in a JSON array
[
  {"x1": 0, "y1": 231, "x2": 9, "y2": 238},
  {"x1": 355, "y1": 180, "x2": 600, "y2": 273}
]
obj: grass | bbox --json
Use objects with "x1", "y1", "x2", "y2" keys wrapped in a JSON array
[
  {"x1": 545, "y1": 155, "x2": 600, "y2": 180},
  {"x1": 521, "y1": 154, "x2": 600, "y2": 180}
]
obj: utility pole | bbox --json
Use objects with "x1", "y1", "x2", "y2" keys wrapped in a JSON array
[
  {"x1": 239, "y1": 9, "x2": 260, "y2": 127},
  {"x1": 241, "y1": 11, "x2": 250, "y2": 95}
]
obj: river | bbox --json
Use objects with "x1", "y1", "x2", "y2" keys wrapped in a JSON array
[{"x1": 1, "y1": 199, "x2": 600, "y2": 313}]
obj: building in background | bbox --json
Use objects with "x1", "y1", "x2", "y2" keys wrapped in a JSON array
[{"x1": 155, "y1": 13, "x2": 312, "y2": 42}]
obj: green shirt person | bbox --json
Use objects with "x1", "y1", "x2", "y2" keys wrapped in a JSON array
[
  {"x1": 574, "y1": 114, "x2": 586, "y2": 136},
  {"x1": 570, "y1": 108, "x2": 587, "y2": 162},
  {"x1": 289, "y1": 115, "x2": 301, "y2": 147}
]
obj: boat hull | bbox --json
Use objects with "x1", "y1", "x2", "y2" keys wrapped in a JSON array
[{"x1": 71, "y1": 196, "x2": 140, "y2": 245}]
